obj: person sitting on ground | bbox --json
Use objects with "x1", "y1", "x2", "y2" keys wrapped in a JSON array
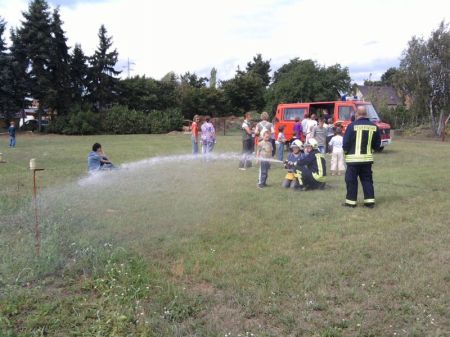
[
  {"x1": 87, "y1": 143, "x2": 116, "y2": 172},
  {"x1": 282, "y1": 139, "x2": 306, "y2": 189},
  {"x1": 294, "y1": 138, "x2": 326, "y2": 190}
]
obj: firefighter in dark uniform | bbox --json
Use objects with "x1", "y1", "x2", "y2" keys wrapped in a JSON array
[
  {"x1": 294, "y1": 138, "x2": 326, "y2": 190},
  {"x1": 342, "y1": 105, "x2": 381, "y2": 208}
]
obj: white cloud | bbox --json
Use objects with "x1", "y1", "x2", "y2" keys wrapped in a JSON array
[{"x1": 1, "y1": 0, "x2": 449, "y2": 82}]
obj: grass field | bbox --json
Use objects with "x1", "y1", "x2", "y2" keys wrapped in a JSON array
[{"x1": 0, "y1": 132, "x2": 449, "y2": 337}]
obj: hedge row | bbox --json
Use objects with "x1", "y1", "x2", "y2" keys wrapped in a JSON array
[{"x1": 48, "y1": 106, "x2": 183, "y2": 135}]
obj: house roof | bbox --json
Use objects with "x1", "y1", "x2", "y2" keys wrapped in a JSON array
[{"x1": 357, "y1": 85, "x2": 402, "y2": 106}]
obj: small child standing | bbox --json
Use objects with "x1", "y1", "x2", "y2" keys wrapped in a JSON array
[
  {"x1": 282, "y1": 139, "x2": 305, "y2": 189},
  {"x1": 256, "y1": 129, "x2": 273, "y2": 188},
  {"x1": 8, "y1": 121, "x2": 16, "y2": 148},
  {"x1": 276, "y1": 125, "x2": 286, "y2": 161},
  {"x1": 328, "y1": 127, "x2": 345, "y2": 175}
]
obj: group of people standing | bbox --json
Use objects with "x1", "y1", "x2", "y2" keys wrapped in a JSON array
[
  {"x1": 191, "y1": 115, "x2": 216, "y2": 158},
  {"x1": 239, "y1": 106, "x2": 382, "y2": 207},
  {"x1": 86, "y1": 106, "x2": 381, "y2": 208}
]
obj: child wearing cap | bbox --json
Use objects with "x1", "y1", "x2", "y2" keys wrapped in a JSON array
[
  {"x1": 256, "y1": 129, "x2": 273, "y2": 188},
  {"x1": 328, "y1": 127, "x2": 345, "y2": 176}
]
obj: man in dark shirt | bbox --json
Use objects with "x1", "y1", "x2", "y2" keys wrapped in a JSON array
[{"x1": 342, "y1": 106, "x2": 381, "y2": 208}]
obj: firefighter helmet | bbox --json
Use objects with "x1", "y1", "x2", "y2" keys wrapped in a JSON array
[
  {"x1": 305, "y1": 138, "x2": 318, "y2": 149},
  {"x1": 290, "y1": 139, "x2": 303, "y2": 149}
]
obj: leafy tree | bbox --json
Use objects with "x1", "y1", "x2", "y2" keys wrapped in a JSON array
[
  {"x1": 246, "y1": 53, "x2": 271, "y2": 87},
  {"x1": 266, "y1": 58, "x2": 350, "y2": 113},
  {"x1": 222, "y1": 71, "x2": 266, "y2": 115},
  {"x1": 119, "y1": 75, "x2": 179, "y2": 113},
  {"x1": 19, "y1": 0, "x2": 54, "y2": 126},
  {"x1": 180, "y1": 72, "x2": 208, "y2": 88},
  {"x1": 47, "y1": 8, "x2": 71, "y2": 115},
  {"x1": 178, "y1": 84, "x2": 228, "y2": 119},
  {"x1": 69, "y1": 43, "x2": 89, "y2": 107},
  {"x1": 87, "y1": 24, "x2": 121, "y2": 111},
  {"x1": 381, "y1": 67, "x2": 399, "y2": 86},
  {"x1": 397, "y1": 21, "x2": 450, "y2": 135}
]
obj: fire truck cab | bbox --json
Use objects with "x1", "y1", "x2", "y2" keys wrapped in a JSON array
[{"x1": 274, "y1": 99, "x2": 392, "y2": 150}]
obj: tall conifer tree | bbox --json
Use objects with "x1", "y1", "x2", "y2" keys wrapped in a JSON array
[
  {"x1": 48, "y1": 7, "x2": 71, "y2": 115},
  {"x1": 88, "y1": 24, "x2": 121, "y2": 111},
  {"x1": 70, "y1": 43, "x2": 88, "y2": 107},
  {"x1": 19, "y1": 0, "x2": 53, "y2": 128}
]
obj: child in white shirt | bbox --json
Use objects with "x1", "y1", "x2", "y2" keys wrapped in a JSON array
[{"x1": 328, "y1": 127, "x2": 345, "y2": 176}]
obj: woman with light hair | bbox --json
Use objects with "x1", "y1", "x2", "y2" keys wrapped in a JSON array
[{"x1": 255, "y1": 111, "x2": 275, "y2": 157}]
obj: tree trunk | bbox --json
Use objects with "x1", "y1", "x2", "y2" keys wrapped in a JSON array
[{"x1": 429, "y1": 99, "x2": 438, "y2": 136}]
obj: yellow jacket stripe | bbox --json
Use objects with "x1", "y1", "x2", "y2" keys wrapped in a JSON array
[
  {"x1": 345, "y1": 154, "x2": 374, "y2": 163},
  {"x1": 312, "y1": 153, "x2": 326, "y2": 182}
]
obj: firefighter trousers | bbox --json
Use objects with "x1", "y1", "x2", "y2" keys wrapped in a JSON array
[
  {"x1": 345, "y1": 163, "x2": 375, "y2": 206},
  {"x1": 297, "y1": 167, "x2": 324, "y2": 190}
]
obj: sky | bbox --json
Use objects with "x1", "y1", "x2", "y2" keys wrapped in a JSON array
[{"x1": 1, "y1": 0, "x2": 449, "y2": 84}]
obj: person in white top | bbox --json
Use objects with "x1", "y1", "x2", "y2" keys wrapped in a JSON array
[
  {"x1": 328, "y1": 127, "x2": 345, "y2": 175},
  {"x1": 301, "y1": 112, "x2": 309, "y2": 139},
  {"x1": 305, "y1": 113, "x2": 318, "y2": 142}
]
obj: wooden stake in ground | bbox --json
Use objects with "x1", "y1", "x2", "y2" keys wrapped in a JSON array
[{"x1": 31, "y1": 161, "x2": 45, "y2": 256}]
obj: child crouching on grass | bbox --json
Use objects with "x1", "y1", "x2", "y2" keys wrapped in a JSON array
[
  {"x1": 256, "y1": 129, "x2": 273, "y2": 188},
  {"x1": 282, "y1": 139, "x2": 306, "y2": 189}
]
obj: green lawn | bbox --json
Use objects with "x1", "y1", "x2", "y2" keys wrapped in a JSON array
[{"x1": 1, "y1": 133, "x2": 449, "y2": 337}]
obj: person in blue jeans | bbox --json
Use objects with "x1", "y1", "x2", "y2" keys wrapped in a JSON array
[
  {"x1": 8, "y1": 121, "x2": 16, "y2": 148},
  {"x1": 276, "y1": 125, "x2": 286, "y2": 161}
]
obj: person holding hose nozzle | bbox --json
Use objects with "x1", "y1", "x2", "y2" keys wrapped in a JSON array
[
  {"x1": 293, "y1": 138, "x2": 326, "y2": 190},
  {"x1": 342, "y1": 105, "x2": 381, "y2": 208},
  {"x1": 282, "y1": 139, "x2": 306, "y2": 189}
]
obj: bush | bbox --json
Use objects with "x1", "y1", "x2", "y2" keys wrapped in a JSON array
[
  {"x1": 48, "y1": 110, "x2": 100, "y2": 135},
  {"x1": 102, "y1": 105, "x2": 151, "y2": 134},
  {"x1": 148, "y1": 108, "x2": 183, "y2": 133},
  {"x1": 378, "y1": 106, "x2": 429, "y2": 130},
  {"x1": 48, "y1": 106, "x2": 183, "y2": 135}
]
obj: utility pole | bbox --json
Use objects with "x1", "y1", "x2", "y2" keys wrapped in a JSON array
[{"x1": 123, "y1": 58, "x2": 136, "y2": 78}]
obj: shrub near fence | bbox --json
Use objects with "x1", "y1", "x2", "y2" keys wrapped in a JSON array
[
  {"x1": 378, "y1": 106, "x2": 429, "y2": 130},
  {"x1": 102, "y1": 106, "x2": 151, "y2": 134},
  {"x1": 49, "y1": 106, "x2": 183, "y2": 135},
  {"x1": 48, "y1": 110, "x2": 100, "y2": 135},
  {"x1": 148, "y1": 108, "x2": 183, "y2": 134}
]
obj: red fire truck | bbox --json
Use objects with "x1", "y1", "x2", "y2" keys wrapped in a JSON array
[{"x1": 274, "y1": 99, "x2": 392, "y2": 151}]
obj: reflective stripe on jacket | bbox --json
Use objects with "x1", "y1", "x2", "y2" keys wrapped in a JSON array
[
  {"x1": 295, "y1": 149, "x2": 326, "y2": 182},
  {"x1": 343, "y1": 118, "x2": 381, "y2": 164}
]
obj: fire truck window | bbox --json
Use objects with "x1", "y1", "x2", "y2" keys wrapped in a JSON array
[
  {"x1": 284, "y1": 108, "x2": 306, "y2": 121},
  {"x1": 338, "y1": 106, "x2": 354, "y2": 120}
]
